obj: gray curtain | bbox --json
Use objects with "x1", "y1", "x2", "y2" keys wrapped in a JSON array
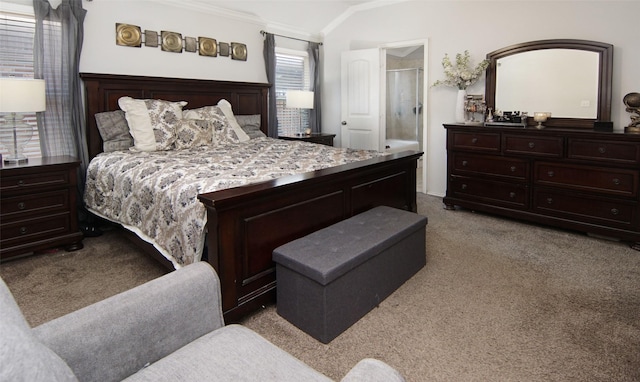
[
  {"x1": 33, "y1": 0, "x2": 88, "y2": 193},
  {"x1": 263, "y1": 33, "x2": 278, "y2": 138},
  {"x1": 308, "y1": 42, "x2": 321, "y2": 134}
]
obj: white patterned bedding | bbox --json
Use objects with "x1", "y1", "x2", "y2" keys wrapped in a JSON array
[{"x1": 84, "y1": 137, "x2": 383, "y2": 268}]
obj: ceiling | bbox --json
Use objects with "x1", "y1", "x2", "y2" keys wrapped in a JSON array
[{"x1": 157, "y1": 0, "x2": 400, "y2": 39}]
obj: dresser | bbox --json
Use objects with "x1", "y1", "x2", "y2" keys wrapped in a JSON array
[
  {"x1": 443, "y1": 124, "x2": 640, "y2": 250},
  {"x1": 1, "y1": 156, "x2": 84, "y2": 260}
]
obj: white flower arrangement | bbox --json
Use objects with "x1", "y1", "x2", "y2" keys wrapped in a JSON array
[{"x1": 432, "y1": 50, "x2": 489, "y2": 90}]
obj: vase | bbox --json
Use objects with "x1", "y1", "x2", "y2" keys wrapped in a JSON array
[{"x1": 455, "y1": 89, "x2": 467, "y2": 123}]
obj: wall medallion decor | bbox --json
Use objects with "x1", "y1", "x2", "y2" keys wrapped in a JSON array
[
  {"x1": 199, "y1": 37, "x2": 217, "y2": 56},
  {"x1": 161, "y1": 31, "x2": 183, "y2": 53},
  {"x1": 116, "y1": 23, "x2": 141, "y2": 47},
  {"x1": 114, "y1": 23, "x2": 246, "y2": 62},
  {"x1": 231, "y1": 42, "x2": 247, "y2": 61}
]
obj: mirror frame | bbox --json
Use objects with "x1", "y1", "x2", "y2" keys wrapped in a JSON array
[{"x1": 485, "y1": 39, "x2": 613, "y2": 129}]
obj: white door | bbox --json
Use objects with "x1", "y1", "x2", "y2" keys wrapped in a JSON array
[{"x1": 340, "y1": 49, "x2": 384, "y2": 151}]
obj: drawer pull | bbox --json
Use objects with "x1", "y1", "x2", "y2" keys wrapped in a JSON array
[
  {"x1": 547, "y1": 171, "x2": 554, "y2": 178},
  {"x1": 598, "y1": 147, "x2": 606, "y2": 154},
  {"x1": 18, "y1": 180, "x2": 25, "y2": 186},
  {"x1": 471, "y1": 138, "x2": 478, "y2": 144},
  {"x1": 17, "y1": 202, "x2": 26, "y2": 210},
  {"x1": 509, "y1": 192, "x2": 516, "y2": 199},
  {"x1": 612, "y1": 178, "x2": 620, "y2": 185},
  {"x1": 510, "y1": 166, "x2": 517, "y2": 172},
  {"x1": 528, "y1": 142, "x2": 535, "y2": 149},
  {"x1": 546, "y1": 198, "x2": 554, "y2": 205},
  {"x1": 19, "y1": 227, "x2": 28, "y2": 235},
  {"x1": 611, "y1": 208, "x2": 619, "y2": 216},
  {"x1": 462, "y1": 160, "x2": 468, "y2": 167},
  {"x1": 461, "y1": 184, "x2": 468, "y2": 190}
]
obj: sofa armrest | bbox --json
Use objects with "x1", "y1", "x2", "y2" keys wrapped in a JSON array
[
  {"x1": 33, "y1": 262, "x2": 224, "y2": 382},
  {"x1": 341, "y1": 358, "x2": 406, "y2": 382}
]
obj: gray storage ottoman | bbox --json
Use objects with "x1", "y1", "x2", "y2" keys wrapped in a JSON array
[{"x1": 273, "y1": 205, "x2": 427, "y2": 343}]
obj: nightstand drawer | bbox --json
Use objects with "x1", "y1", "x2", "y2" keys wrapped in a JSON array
[
  {"x1": 1, "y1": 213, "x2": 71, "y2": 247},
  {"x1": 0, "y1": 170, "x2": 70, "y2": 194},
  {"x1": 535, "y1": 162, "x2": 638, "y2": 197},
  {"x1": 504, "y1": 135, "x2": 564, "y2": 157},
  {"x1": 1, "y1": 190, "x2": 70, "y2": 220},
  {"x1": 568, "y1": 139, "x2": 640, "y2": 165}
]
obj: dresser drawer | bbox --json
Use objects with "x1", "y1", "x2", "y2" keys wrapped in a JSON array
[
  {"x1": 568, "y1": 139, "x2": 640, "y2": 165},
  {"x1": 451, "y1": 153, "x2": 527, "y2": 180},
  {"x1": 535, "y1": 162, "x2": 638, "y2": 197},
  {"x1": 449, "y1": 175, "x2": 528, "y2": 209},
  {"x1": 504, "y1": 135, "x2": 563, "y2": 157},
  {"x1": 1, "y1": 190, "x2": 70, "y2": 220},
  {"x1": 0, "y1": 170, "x2": 70, "y2": 194},
  {"x1": 534, "y1": 189, "x2": 637, "y2": 229},
  {"x1": 0, "y1": 213, "x2": 71, "y2": 248},
  {"x1": 449, "y1": 131, "x2": 500, "y2": 152}
]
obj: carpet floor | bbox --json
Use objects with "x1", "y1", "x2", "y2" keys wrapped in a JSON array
[{"x1": 1, "y1": 193, "x2": 639, "y2": 381}]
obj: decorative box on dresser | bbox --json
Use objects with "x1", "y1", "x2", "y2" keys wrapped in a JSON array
[
  {"x1": 443, "y1": 124, "x2": 640, "y2": 250},
  {"x1": 0, "y1": 156, "x2": 84, "y2": 260}
]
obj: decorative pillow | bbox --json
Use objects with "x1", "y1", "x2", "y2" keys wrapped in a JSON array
[
  {"x1": 183, "y1": 105, "x2": 247, "y2": 146},
  {"x1": 235, "y1": 114, "x2": 266, "y2": 139},
  {"x1": 94, "y1": 110, "x2": 133, "y2": 152},
  {"x1": 174, "y1": 119, "x2": 214, "y2": 149},
  {"x1": 216, "y1": 99, "x2": 251, "y2": 142},
  {"x1": 117, "y1": 97, "x2": 187, "y2": 151}
]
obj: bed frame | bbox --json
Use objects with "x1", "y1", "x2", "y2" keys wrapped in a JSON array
[{"x1": 81, "y1": 73, "x2": 422, "y2": 322}]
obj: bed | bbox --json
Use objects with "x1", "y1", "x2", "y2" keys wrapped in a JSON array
[{"x1": 81, "y1": 73, "x2": 422, "y2": 322}]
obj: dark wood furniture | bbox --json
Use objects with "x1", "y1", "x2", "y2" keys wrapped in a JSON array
[
  {"x1": 279, "y1": 133, "x2": 336, "y2": 146},
  {"x1": 443, "y1": 124, "x2": 640, "y2": 250},
  {"x1": 81, "y1": 73, "x2": 421, "y2": 322},
  {"x1": 0, "y1": 156, "x2": 84, "y2": 260}
]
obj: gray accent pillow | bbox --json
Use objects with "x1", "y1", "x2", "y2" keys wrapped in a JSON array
[
  {"x1": 235, "y1": 114, "x2": 266, "y2": 139},
  {"x1": 94, "y1": 110, "x2": 134, "y2": 152}
]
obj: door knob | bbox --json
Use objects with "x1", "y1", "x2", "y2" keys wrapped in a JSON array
[{"x1": 341, "y1": 121, "x2": 347, "y2": 125}]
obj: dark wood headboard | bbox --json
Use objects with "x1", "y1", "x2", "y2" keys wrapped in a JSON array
[{"x1": 80, "y1": 73, "x2": 270, "y2": 159}]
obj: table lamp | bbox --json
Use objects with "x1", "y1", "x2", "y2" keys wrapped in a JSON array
[
  {"x1": 286, "y1": 90, "x2": 314, "y2": 136},
  {"x1": 0, "y1": 78, "x2": 46, "y2": 164}
]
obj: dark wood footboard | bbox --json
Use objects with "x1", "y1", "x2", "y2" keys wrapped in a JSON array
[{"x1": 198, "y1": 151, "x2": 421, "y2": 322}]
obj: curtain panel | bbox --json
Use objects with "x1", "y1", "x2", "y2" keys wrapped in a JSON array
[
  {"x1": 308, "y1": 42, "x2": 321, "y2": 134},
  {"x1": 263, "y1": 33, "x2": 278, "y2": 138}
]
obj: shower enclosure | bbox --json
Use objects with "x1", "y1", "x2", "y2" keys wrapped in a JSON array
[{"x1": 385, "y1": 68, "x2": 423, "y2": 154}]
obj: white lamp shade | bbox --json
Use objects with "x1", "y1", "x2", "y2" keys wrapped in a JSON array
[
  {"x1": 0, "y1": 78, "x2": 46, "y2": 113},
  {"x1": 286, "y1": 90, "x2": 314, "y2": 109}
]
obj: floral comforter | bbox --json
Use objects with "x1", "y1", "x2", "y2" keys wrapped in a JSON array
[{"x1": 84, "y1": 137, "x2": 383, "y2": 267}]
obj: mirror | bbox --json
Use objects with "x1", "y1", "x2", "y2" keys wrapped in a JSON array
[{"x1": 485, "y1": 39, "x2": 613, "y2": 129}]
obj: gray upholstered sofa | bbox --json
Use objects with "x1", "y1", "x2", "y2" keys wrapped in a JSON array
[{"x1": 0, "y1": 262, "x2": 405, "y2": 381}]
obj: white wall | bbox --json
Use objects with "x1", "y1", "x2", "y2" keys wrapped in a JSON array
[{"x1": 322, "y1": 1, "x2": 640, "y2": 197}]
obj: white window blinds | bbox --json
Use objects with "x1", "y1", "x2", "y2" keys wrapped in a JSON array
[{"x1": 275, "y1": 49, "x2": 310, "y2": 136}]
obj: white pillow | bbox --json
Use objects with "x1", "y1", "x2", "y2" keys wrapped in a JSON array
[
  {"x1": 118, "y1": 97, "x2": 187, "y2": 151},
  {"x1": 217, "y1": 99, "x2": 250, "y2": 142}
]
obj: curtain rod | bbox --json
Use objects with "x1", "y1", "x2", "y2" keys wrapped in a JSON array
[{"x1": 260, "y1": 30, "x2": 323, "y2": 46}]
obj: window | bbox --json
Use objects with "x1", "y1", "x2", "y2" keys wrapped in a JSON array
[
  {"x1": 0, "y1": 8, "x2": 41, "y2": 159},
  {"x1": 275, "y1": 48, "x2": 311, "y2": 136}
]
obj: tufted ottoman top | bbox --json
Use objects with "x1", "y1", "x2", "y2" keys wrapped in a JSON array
[{"x1": 273, "y1": 206, "x2": 427, "y2": 285}]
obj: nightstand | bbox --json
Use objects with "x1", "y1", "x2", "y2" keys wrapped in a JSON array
[
  {"x1": 279, "y1": 133, "x2": 336, "y2": 147},
  {"x1": 1, "y1": 156, "x2": 84, "y2": 260}
]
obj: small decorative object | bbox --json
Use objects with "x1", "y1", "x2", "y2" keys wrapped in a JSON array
[
  {"x1": 116, "y1": 23, "x2": 141, "y2": 47},
  {"x1": 486, "y1": 107, "x2": 494, "y2": 122},
  {"x1": 161, "y1": 31, "x2": 183, "y2": 53},
  {"x1": 184, "y1": 37, "x2": 197, "y2": 53},
  {"x1": 533, "y1": 112, "x2": 552, "y2": 129},
  {"x1": 432, "y1": 50, "x2": 489, "y2": 123},
  {"x1": 231, "y1": 42, "x2": 247, "y2": 61},
  {"x1": 0, "y1": 78, "x2": 46, "y2": 164},
  {"x1": 144, "y1": 30, "x2": 158, "y2": 47},
  {"x1": 219, "y1": 42, "x2": 230, "y2": 57},
  {"x1": 464, "y1": 94, "x2": 486, "y2": 125},
  {"x1": 623, "y1": 92, "x2": 640, "y2": 133},
  {"x1": 198, "y1": 37, "x2": 217, "y2": 56}
]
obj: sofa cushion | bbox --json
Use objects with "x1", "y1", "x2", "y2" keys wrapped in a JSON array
[
  {"x1": 0, "y1": 279, "x2": 78, "y2": 382},
  {"x1": 123, "y1": 324, "x2": 332, "y2": 382}
]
